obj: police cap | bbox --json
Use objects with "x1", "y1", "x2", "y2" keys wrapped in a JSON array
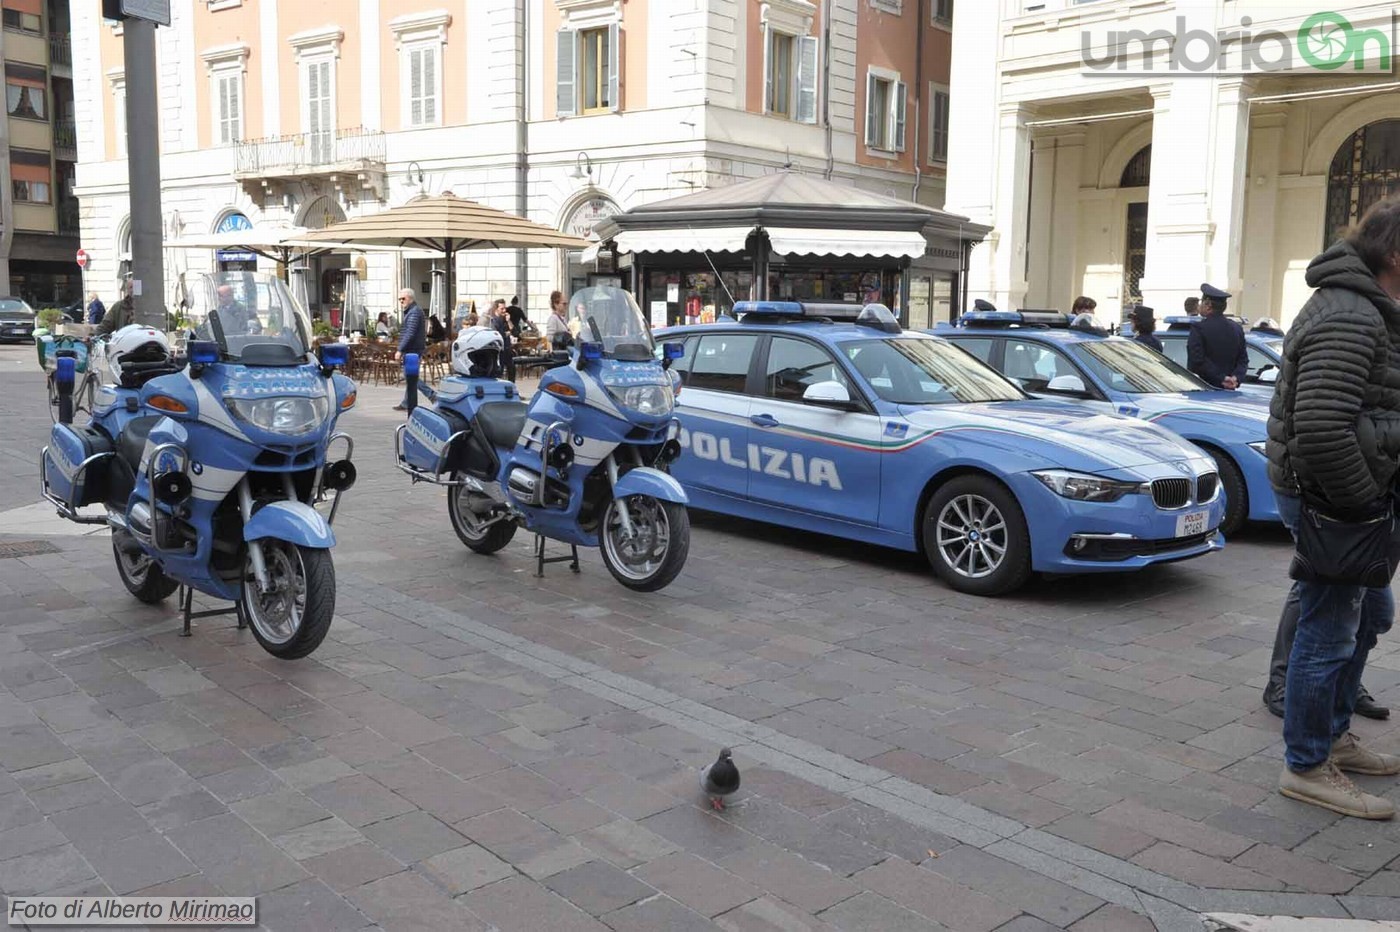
[
  {"x1": 972, "y1": 298, "x2": 996, "y2": 311},
  {"x1": 1200, "y1": 283, "x2": 1231, "y2": 301}
]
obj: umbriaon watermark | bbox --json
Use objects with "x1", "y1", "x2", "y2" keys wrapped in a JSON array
[{"x1": 1080, "y1": 11, "x2": 1394, "y2": 75}]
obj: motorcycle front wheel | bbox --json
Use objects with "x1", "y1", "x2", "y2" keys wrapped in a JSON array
[
  {"x1": 237, "y1": 541, "x2": 334, "y2": 660},
  {"x1": 448, "y1": 476, "x2": 517, "y2": 554},
  {"x1": 599, "y1": 495, "x2": 689, "y2": 592},
  {"x1": 112, "y1": 533, "x2": 179, "y2": 604}
]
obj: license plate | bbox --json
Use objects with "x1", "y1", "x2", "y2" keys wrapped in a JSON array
[{"x1": 1176, "y1": 510, "x2": 1208, "y2": 537}]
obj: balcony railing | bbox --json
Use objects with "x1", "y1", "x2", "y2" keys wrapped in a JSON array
[
  {"x1": 48, "y1": 32, "x2": 70, "y2": 67},
  {"x1": 53, "y1": 119, "x2": 75, "y2": 158},
  {"x1": 57, "y1": 198, "x2": 79, "y2": 237},
  {"x1": 234, "y1": 127, "x2": 386, "y2": 177}
]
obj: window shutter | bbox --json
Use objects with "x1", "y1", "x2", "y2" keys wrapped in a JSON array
[
  {"x1": 607, "y1": 23, "x2": 621, "y2": 111},
  {"x1": 424, "y1": 49, "x2": 436, "y2": 123},
  {"x1": 410, "y1": 49, "x2": 423, "y2": 125},
  {"x1": 556, "y1": 28, "x2": 575, "y2": 116},
  {"x1": 761, "y1": 24, "x2": 772, "y2": 114},
  {"x1": 933, "y1": 90, "x2": 949, "y2": 160},
  {"x1": 228, "y1": 77, "x2": 240, "y2": 141},
  {"x1": 796, "y1": 36, "x2": 818, "y2": 124},
  {"x1": 894, "y1": 80, "x2": 907, "y2": 151},
  {"x1": 865, "y1": 72, "x2": 878, "y2": 145}
]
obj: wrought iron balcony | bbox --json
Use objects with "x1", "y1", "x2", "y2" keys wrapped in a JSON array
[
  {"x1": 48, "y1": 32, "x2": 70, "y2": 69},
  {"x1": 233, "y1": 127, "x2": 387, "y2": 202},
  {"x1": 53, "y1": 119, "x2": 76, "y2": 160},
  {"x1": 57, "y1": 198, "x2": 79, "y2": 237}
]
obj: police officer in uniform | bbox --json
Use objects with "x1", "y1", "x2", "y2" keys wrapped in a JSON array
[
  {"x1": 1186, "y1": 283, "x2": 1247, "y2": 389},
  {"x1": 1130, "y1": 305, "x2": 1162, "y2": 352}
]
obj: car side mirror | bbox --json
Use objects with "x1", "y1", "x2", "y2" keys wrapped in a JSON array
[
  {"x1": 803, "y1": 380, "x2": 858, "y2": 410},
  {"x1": 1258, "y1": 366, "x2": 1279, "y2": 384},
  {"x1": 1046, "y1": 374, "x2": 1088, "y2": 395}
]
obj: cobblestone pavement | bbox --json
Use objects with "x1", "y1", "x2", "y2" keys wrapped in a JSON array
[{"x1": 1, "y1": 344, "x2": 1399, "y2": 931}]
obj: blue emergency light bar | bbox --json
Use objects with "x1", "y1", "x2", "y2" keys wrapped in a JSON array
[
  {"x1": 1162, "y1": 316, "x2": 1198, "y2": 330},
  {"x1": 958, "y1": 310, "x2": 1073, "y2": 329},
  {"x1": 735, "y1": 301, "x2": 862, "y2": 320}
]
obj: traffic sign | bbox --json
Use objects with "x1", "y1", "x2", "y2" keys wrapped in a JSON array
[{"x1": 75, "y1": 249, "x2": 88, "y2": 269}]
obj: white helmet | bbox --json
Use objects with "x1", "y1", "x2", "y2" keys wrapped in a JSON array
[
  {"x1": 106, "y1": 325, "x2": 170, "y2": 384},
  {"x1": 451, "y1": 325, "x2": 504, "y2": 377}
]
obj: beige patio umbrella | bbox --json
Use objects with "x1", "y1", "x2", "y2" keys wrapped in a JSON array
[{"x1": 302, "y1": 193, "x2": 588, "y2": 331}]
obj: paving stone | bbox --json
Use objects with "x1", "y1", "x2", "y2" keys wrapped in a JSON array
[
  {"x1": 535, "y1": 797, "x2": 616, "y2": 835},
  {"x1": 715, "y1": 896, "x2": 839, "y2": 932},
  {"x1": 719, "y1": 842, "x2": 861, "y2": 913},
  {"x1": 994, "y1": 916, "x2": 1065, "y2": 932},
  {"x1": 1130, "y1": 842, "x2": 1283, "y2": 891},
  {"x1": 1231, "y1": 843, "x2": 1361, "y2": 894},
  {"x1": 541, "y1": 859, "x2": 655, "y2": 916},
  {"x1": 199, "y1": 763, "x2": 286, "y2": 804},
  {"x1": 1097, "y1": 799, "x2": 1255, "y2": 858},
  {"x1": 12, "y1": 757, "x2": 97, "y2": 791},
  {"x1": 137, "y1": 789, "x2": 227, "y2": 832},
  {"x1": 581, "y1": 777, "x2": 680, "y2": 820},
  {"x1": 78, "y1": 832, "x2": 197, "y2": 894},
  {"x1": 420, "y1": 843, "x2": 515, "y2": 895},
  {"x1": 603, "y1": 894, "x2": 718, "y2": 932},
  {"x1": 413, "y1": 734, "x2": 514, "y2": 780},
  {"x1": 866, "y1": 750, "x2": 987, "y2": 795},
  {"x1": 0, "y1": 844, "x2": 95, "y2": 894},
  {"x1": 578, "y1": 817, "x2": 680, "y2": 869},
  {"x1": 230, "y1": 789, "x2": 331, "y2": 834},
  {"x1": 517, "y1": 838, "x2": 596, "y2": 880},
  {"x1": 922, "y1": 845, "x2": 1103, "y2": 927},
  {"x1": 0, "y1": 819, "x2": 68, "y2": 861},
  {"x1": 167, "y1": 739, "x2": 250, "y2": 778},
  {"x1": 347, "y1": 870, "x2": 490, "y2": 931},
  {"x1": 254, "y1": 877, "x2": 369, "y2": 930},
  {"x1": 457, "y1": 808, "x2": 565, "y2": 862},
  {"x1": 307, "y1": 775, "x2": 417, "y2": 827},
  {"x1": 816, "y1": 891, "x2": 935, "y2": 932},
  {"x1": 463, "y1": 875, "x2": 608, "y2": 932},
  {"x1": 271, "y1": 816, "x2": 367, "y2": 861},
  {"x1": 301, "y1": 841, "x2": 404, "y2": 892},
  {"x1": 361, "y1": 810, "x2": 466, "y2": 863},
  {"x1": 818, "y1": 802, "x2": 959, "y2": 864},
  {"x1": 48, "y1": 799, "x2": 149, "y2": 847},
  {"x1": 854, "y1": 856, "x2": 1021, "y2": 931},
  {"x1": 958, "y1": 782, "x2": 1071, "y2": 828},
  {"x1": 1043, "y1": 814, "x2": 1156, "y2": 860},
  {"x1": 633, "y1": 851, "x2": 761, "y2": 916},
  {"x1": 1201, "y1": 804, "x2": 1315, "y2": 849},
  {"x1": 1067, "y1": 903, "x2": 1156, "y2": 931},
  {"x1": 740, "y1": 768, "x2": 852, "y2": 818}
]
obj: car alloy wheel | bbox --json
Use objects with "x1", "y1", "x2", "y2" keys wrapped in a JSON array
[{"x1": 935, "y1": 493, "x2": 1007, "y2": 579}]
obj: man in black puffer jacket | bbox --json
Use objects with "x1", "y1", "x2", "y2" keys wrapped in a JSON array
[{"x1": 1265, "y1": 197, "x2": 1400, "y2": 819}]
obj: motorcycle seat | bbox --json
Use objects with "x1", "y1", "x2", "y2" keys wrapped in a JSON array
[
  {"x1": 475, "y1": 401, "x2": 529, "y2": 451},
  {"x1": 117, "y1": 416, "x2": 161, "y2": 471}
]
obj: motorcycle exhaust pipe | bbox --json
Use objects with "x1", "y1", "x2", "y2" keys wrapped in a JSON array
[
  {"x1": 403, "y1": 353, "x2": 420, "y2": 415},
  {"x1": 54, "y1": 353, "x2": 76, "y2": 425}
]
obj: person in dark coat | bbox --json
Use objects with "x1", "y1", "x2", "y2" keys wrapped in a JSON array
[
  {"x1": 505, "y1": 295, "x2": 527, "y2": 338},
  {"x1": 1129, "y1": 305, "x2": 1162, "y2": 352},
  {"x1": 1264, "y1": 197, "x2": 1400, "y2": 819},
  {"x1": 393, "y1": 288, "x2": 426, "y2": 411},
  {"x1": 427, "y1": 313, "x2": 446, "y2": 343},
  {"x1": 490, "y1": 299, "x2": 515, "y2": 382},
  {"x1": 95, "y1": 280, "x2": 135, "y2": 337},
  {"x1": 1186, "y1": 284, "x2": 1247, "y2": 388},
  {"x1": 86, "y1": 292, "x2": 106, "y2": 325}
]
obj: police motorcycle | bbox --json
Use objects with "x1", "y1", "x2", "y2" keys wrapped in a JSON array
[
  {"x1": 39, "y1": 273, "x2": 357, "y2": 659},
  {"x1": 396, "y1": 285, "x2": 690, "y2": 591}
]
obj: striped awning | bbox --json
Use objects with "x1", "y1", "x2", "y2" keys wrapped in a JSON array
[{"x1": 302, "y1": 193, "x2": 588, "y2": 252}]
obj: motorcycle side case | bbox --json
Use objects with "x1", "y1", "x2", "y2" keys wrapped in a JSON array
[
  {"x1": 43, "y1": 423, "x2": 113, "y2": 508},
  {"x1": 402, "y1": 407, "x2": 470, "y2": 476}
]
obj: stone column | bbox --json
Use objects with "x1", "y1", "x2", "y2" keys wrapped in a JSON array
[
  {"x1": 987, "y1": 104, "x2": 1032, "y2": 310},
  {"x1": 1026, "y1": 131, "x2": 1084, "y2": 310},
  {"x1": 1240, "y1": 106, "x2": 1287, "y2": 321},
  {"x1": 1138, "y1": 81, "x2": 1213, "y2": 315}
]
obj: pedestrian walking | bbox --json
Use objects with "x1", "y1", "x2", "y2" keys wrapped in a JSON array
[
  {"x1": 1129, "y1": 305, "x2": 1162, "y2": 352},
  {"x1": 1266, "y1": 196, "x2": 1400, "y2": 819},
  {"x1": 505, "y1": 295, "x2": 527, "y2": 338},
  {"x1": 1186, "y1": 283, "x2": 1247, "y2": 389},
  {"x1": 393, "y1": 288, "x2": 426, "y2": 411},
  {"x1": 86, "y1": 291, "x2": 106, "y2": 326},
  {"x1": 491, "y1": 299, "x2": 515, "y2": 382},
  {"x1": 1264, "y1": 588, "x2": 1388, "y2": 720}
]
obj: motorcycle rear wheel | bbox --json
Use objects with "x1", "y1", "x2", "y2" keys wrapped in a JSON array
[
  {"x1": 238, "y1": 541, "x2": 334, "y2": 660},
  {"x1": 111, "y1": 533, "x2": 179, "y2": 604},
  {"x1": 599, "y1": 495, "x2": 689, "y2": 592},
  {"x1": 448, "y1": 477, "x2": 517, "y2": 554}
]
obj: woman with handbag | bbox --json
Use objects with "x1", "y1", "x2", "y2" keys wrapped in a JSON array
[{"x1": 1267, "y1": 196, "x2": 1400, "y2": 819}]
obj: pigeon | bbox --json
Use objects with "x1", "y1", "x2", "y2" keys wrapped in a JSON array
[{"x1": 700, "y1": 747, "x2": 740, "y2": 810}]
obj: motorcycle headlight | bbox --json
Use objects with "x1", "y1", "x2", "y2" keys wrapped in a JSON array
[
  {"x1": 613, "y1": 383, "x2": 674, "y2": 417},
  {"x1": 1032, "y1": 469, "x2": 1142, "y2": 503},
  {"x1": 226, "y1": 396, "x2": 329, "y2": 435}
]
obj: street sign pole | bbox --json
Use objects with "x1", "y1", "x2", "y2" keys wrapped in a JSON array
[{"x1": 122, "y1": 18, "x2": 165, "y2": 329}]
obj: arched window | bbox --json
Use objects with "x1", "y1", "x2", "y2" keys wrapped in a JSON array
[
  {"x1": 1120, "y1": 145, "x2": 1151, "y2": 188},
  {"x1": 298, "y1": 195, "x2": 346, "y2": 230},
  {"x1": 1325, "y1": 120, "x2": 1400, "y2": 246}
]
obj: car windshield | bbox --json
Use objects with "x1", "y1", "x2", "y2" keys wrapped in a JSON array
[
  {"x1": 185, "y1": 272, "x2": 313, "y2": 363},
  {"x1": 0, "y1": 299, "x2": 29, "y2": 316},
  {"x1": 568, "y1": 286, "x2": 654, "y2": 361},
  {"x1": 1074, "y1": 339, "x2": 1210, "y2": 393},
  {"x1": 1256, "y1": 337, "x2": 1282, "y2": 356},
  {"x1": 841, "y1": 337, "x2": 1025, "y2": 404}
]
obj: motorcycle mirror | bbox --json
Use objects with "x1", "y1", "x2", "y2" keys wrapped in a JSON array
[
  {"x1": 188, "y1": 341, "x2": 219, "y2": 366},
  {"x1": 663, "y1": 342, "x2": 685, "y2": 360},
  {"x1": 320, "y1": 343, "x2": 349, "y2": 368},
  {"x1": 580, "y1": 342, "x2": 603, "y2": 361}
]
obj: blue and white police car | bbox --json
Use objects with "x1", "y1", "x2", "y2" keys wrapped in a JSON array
[
  {"x1": 659, "y1": 302, "x2": 1224, "y2": 597},
  {"x1": 937, "y1": 311, "x2": 1275, "y2": 536},
  {"x1": 1150, "y1": 317, "x2": 1283, "y2": 398}
]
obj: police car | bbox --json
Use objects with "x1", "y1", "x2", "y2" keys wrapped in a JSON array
[
  {"x1": 1140, "y1": 316, "x2": 1281, "y2": 399},
  {"x1": 659, "y1": 302, "x2": 1225, "y2": 597},
  {"x1": 937, "y1": 311, "x2": 1275, "y2": 536}
]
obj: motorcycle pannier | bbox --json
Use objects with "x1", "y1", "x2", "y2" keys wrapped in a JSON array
[
  {"x1": 42, "y1": 423, "x2": 113, "y2": 509},
  {"x1": 401, "y1": 407, "x2": 472, "y2": 477}
]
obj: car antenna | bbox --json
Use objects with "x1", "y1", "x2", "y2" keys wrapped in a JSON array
[{"x1": 691, "y1": 227, "x2": 737, "y2": 308}]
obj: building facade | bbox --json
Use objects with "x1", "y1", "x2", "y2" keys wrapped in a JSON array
[
  {"x1": 72, "y1": 0, "x2": 956, "y2": 323},
  {"x1": 0, "y1": 0, "x2": 80, "y2": 308},
  {"x1": 947, "y1": 0, "x2": 1400, "y2": 327}
]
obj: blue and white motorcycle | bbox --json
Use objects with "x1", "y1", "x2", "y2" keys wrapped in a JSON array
[
  {"x1": 396, "y1": 286, "x2": 690, "y2": 591},
  {"x1": 40, "y1": 273, "x2": 357, "y2": 658}
]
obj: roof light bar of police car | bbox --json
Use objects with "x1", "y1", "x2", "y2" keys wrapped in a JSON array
[
  {"x1": 1162, "y1": 316, "x2": 1198, "y2": 330},
  {"x1": 734, "y1": 301, "x2": 902, "y2": 332},
  {"x1": 958, "y1": 309, "x2": 1073, "y2": 329}
]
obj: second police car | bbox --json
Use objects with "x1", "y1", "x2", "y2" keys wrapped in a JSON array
[
  {"x1": 936, "y1": 310, "x2": 1276, "y2": 536},
  {"x1": 659, "y1": 302, "x2": 1224, "y2": 597},
  {"x1": 1150, "y1": 316, "x2": 1284, "y2": 399}
]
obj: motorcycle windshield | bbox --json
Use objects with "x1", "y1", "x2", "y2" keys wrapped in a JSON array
[
  {"x1": 184, "y1": 272, "x2": 313, "y2": 364},
  {"x1": 568, "y1": 286, "x2": 654, "y2": 361}
]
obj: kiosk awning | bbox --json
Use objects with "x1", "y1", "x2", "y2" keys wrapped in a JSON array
[
  {"x1": 613, "y1": 226, "x2": 753, "y2": 255},
  {"x1": 765, "y1": 227, "x2": 928, "y2": 259}
]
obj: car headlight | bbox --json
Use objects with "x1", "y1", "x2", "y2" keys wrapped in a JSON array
[
  {"x1": 226, "y1": 396, "x2": 329, "y2": 434},
  {"x1": 1032, "y1": 469, "x2": 1141, "y2": 503},
  {"x1": 612, "y1": 383, "x2": 674, "y2": 416},
  {"x1": 1248, "y1": 441, "x2": 1267, "y2": 456}
]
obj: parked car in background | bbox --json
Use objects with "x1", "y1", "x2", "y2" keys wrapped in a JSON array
[
  {"x1": 937, "y1": 311, "x2": 1274, "y2": 536},
  {"x1": 1146, "y1": 317, "x2": 1282, "y2": 398},
  {"x1": 0, "y1": 297, "x2": 36, "y2": 343},
  {"x1": 659, "y1": 301, "x2": 1226, "y2": 597}
]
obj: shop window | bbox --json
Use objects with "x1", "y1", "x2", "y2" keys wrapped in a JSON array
[
  {"x1": 5, "y1": 82, "x2": 43, "y2": 120},
  {"x1": 764, "y1": 29, "x2": 818, "y2": 123},
  {"x1": 865, "y1": 70, "x2": 906, "y2": 153},
  {"x1": 688, "y1": 334, "x2": 758, "y2": 395},
  {"x1": 557, "y1": 24, "x2": 620, "y2": 116}
]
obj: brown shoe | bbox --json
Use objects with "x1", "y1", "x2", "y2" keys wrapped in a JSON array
[
  {"x1": 1331, "y1": 732, "x2": 1400, "y2": 775},
  {"x1": 1279, "y1": 761, "x2": 1394, "y2": 820}
]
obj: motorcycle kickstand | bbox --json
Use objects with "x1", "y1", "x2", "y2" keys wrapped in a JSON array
[
  {"x1": 534, "y1": 534, "x2": 580, "y2": 578},
  {"x1": 177, "y1": 585, "x2": 240, "y2": 637}
]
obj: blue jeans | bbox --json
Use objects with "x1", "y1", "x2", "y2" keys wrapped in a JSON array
[{"x1": 1277, "y1": 492, "x2": 1395, "y2": 771}]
